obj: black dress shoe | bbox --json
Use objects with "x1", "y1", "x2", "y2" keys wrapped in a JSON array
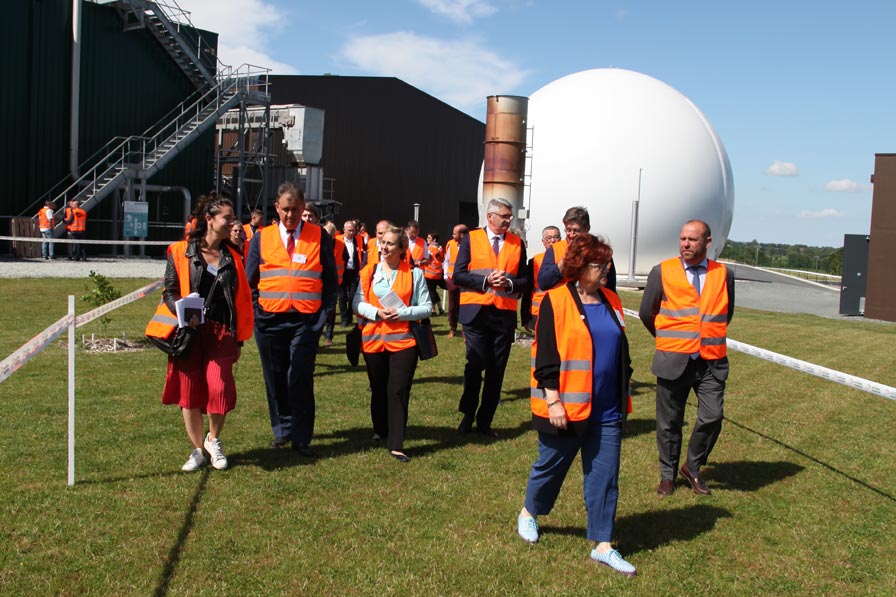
[
  {"x1": 477, "y1": 427, "x2": 499, "y2": 439},
  {"x1": 270, "y1": 438, "x2": 289, "y2": 449},
  {"x1": 390, "y1": 451, "x2": 410, "y2": 463},
  {"x1": 457, "y1": 414, "x2": 474, "y2": 434},
  {"x1": 292, "y1": 444, "x2": 316, "y2": 457},
  {"x1": 679, "y1": 465, "x2": 711, "y2": 496}
]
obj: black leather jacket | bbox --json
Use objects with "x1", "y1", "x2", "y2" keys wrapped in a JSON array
[{"x1": 163, "y1": 241, "x2": 243, "y2": 336}]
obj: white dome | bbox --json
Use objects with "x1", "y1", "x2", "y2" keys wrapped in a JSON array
[{"x1": 479, "y1": 68, "x2": 734, "y2": 277}]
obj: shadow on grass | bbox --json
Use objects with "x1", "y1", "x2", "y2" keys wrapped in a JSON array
[
  {"x1": 229, "y1": 420, "x2": 534, "y2": 469},
  {"x1": 616, "y1": 504, "x2": 732, "y2": 554},
  {"x1": 153, "y1": 468, "x2": 210, "y2": 597},
  {"x1": 706, "y1": 460, "x2": 803, "y2": 491},
  {"x1": 724, "y1": 417, "x2": 896, "y2": 503},
  {"x1": 75, "y1": 470, "x2": 187, "y2": 486},
  {"x1": 622, "y1": 417, "x2": 655, "y2": 439},
  {"x1": 540, "y1": 505, "x2": 731, "y2": 555}
]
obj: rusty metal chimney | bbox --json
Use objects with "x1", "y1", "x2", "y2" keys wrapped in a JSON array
[{"x1": 483, "y1": 95, "x2": 529, "y2": 231}]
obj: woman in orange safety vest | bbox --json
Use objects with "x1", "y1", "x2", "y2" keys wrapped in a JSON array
[
  {"x1": 145, "y1": 195, "x2": 253, "y2": 473},
  {"x1": 353, "y1": 226, "x2": 432, "y2": 462},
  {"x1": 516, "y1": 234, "x2": 637, "y2": 578}
]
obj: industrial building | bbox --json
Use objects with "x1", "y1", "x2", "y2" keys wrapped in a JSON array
[{"x1": 1, "y1": 0, "x2": 484, "y2": 258}]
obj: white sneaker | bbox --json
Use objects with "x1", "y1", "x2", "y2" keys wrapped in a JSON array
[
  {"x1": 182, "y1": 448, "x2": 207, "y2": 472},
  {"x1": 203, "y1": 434, "x2": 228, "y2": 470}
]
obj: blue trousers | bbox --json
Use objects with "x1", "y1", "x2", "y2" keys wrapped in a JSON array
[{"x1": 524, "y1": 420, "x2": 622, "y2": 543}]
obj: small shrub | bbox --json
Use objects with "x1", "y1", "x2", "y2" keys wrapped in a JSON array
[{"x1": 80, "y1": 271, "x2": 122, "y2": 334}]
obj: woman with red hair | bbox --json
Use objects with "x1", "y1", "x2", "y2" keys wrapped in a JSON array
[{"x1": 516, "y1": 234, "x2": 636, "y2": 577}]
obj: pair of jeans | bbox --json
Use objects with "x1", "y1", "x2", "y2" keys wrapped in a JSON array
[
  {"x1": 524, "y1": 420, "x2": 622, "y2": 542},
  {"x1": 40, "y1": 230, "x2": 54, "y2": 258}
]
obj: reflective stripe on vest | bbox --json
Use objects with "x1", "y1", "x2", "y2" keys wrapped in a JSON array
[
  {"x1": 529, "y1": 287, "x2": 626, "y2": 421},
  {"x1": 445, "y1": 239, "x2": 458, "y2": 278},
  {"x1": 257, "y1": 224, "x2": 324, "y2": 314},
  {"x1": 459, "y1": 229, "x2": 522, "y2": 311},
  {"x1": 359, "y1": 262, "x2": 416, "y2": 353},
  {"x1": 654, "y1": 257, "x2": 728, "y2": 359}
]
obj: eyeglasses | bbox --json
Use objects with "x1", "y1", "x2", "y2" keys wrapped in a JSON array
[
  {"x1": 587, "y1": 262, "x2": 611, "y2": 272},
  {"x1": 488, "y1": 212, "x2": 513, "y2": 221}
]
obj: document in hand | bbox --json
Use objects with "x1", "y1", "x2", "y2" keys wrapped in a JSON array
[
  {"x1": 175, "y1": 293, "x2": 205, "y2": 327},
  {"x1": 378, "y1": 289, "x2": 408, "y2": 310}
]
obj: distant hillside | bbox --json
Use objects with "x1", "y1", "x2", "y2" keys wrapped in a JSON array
[{"x1": 720, "y1": 240, "x2": 842, "y2": 275}]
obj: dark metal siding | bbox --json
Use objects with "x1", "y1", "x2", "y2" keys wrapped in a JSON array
[
  {"x1": 269, "y1": 75, "x2": 484, "y2": 239},
  {"x1": 1, "y1": 1, "x2": 216, "y2": 252}
]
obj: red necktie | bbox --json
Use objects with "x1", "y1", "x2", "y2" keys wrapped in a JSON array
[
  {"x1": 287, "y1": 230, "x2": 296, "y2": 257},
  {"x1": 492, "y1": 235, "x2": 500, "y2": 257}
]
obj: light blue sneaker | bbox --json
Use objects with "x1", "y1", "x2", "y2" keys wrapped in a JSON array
[
  {"x1": 590, "y1": 548, "x2": 636, "y2": 577},
  {"x1": 517, "y1": 513, "x2": 539, "y2": 544}
]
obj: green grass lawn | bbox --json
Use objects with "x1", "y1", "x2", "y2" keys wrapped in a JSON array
[{"x1": 1, "y1": 280, "x2": 894, "y2": 595}]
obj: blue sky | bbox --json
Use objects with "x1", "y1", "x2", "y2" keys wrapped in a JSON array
[{"x1": 178, "y1": 0, "x2": 896, "y2": 248}]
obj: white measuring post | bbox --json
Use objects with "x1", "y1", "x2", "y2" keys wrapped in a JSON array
[{"x1": 68, "y1": 295, "x2": 75, "y2": 487}]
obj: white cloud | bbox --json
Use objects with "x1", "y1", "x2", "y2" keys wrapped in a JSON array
[
  {"x1": 418, "y1": 0, "x2": 498, "y2": 24},
  {"x1": 339, "y1": 31, "x2": 528, "y2": 112},
  {"x1": 765, "y1": 160, "x2": 798, "y2": 176},
  {"x1": 825, "y1": 178, "x2": 870, "y2": 192},
  {"x1": 799, "y1": 208, "x2": 844, "y2": 218},
  {"x1": 175, "y1": 0, "x2": 297, "y2": 74}
]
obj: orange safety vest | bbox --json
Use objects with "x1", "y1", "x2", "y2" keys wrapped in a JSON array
[
  {"x1": 530, "y1": 287, "x2": 628, "y2": 421},
  {"x1": 530, "y1": 252, "x2": 547, "y2": 318},
  {"x1": 359, "y1": 262, "x2": 416, "y2": 353},
  {"x1": 64, "y1": 207, "x2": 74, "y2": 231},
  {"x1": 38, "y1": 207, "x2": 53, "y2": 230},
  {"x1": 243, "y1": 223, "x2": 261, "y2": 242},
  {"x1": 333, "y1": 235, "x2": 346, "y2": 284},
  {"x1": 459, "y1": 228, "x2": 522, "y2": 311},
  {"x1": 144, "y1": 241, "x2": 254, "y2": 342},
  {"x1": 424, "y1": 244, "x2": 443, "y2": 280},
  {"x1": 654, "y1": 258, "x2": 728, "y2": 360},
  {"x1": 367, "y1": 238, "x2": 380, "y2": 265},
  {"x1": 406, "y1": 236, "x2": 425, "y2": 265},
  {"x1": 445, "y1": 239, "x2": 459, "y2": 278},
  {"x1": 256, "y1": 224, "x2": 324, "y2": 314},
  {"x1": 70, "y1": 208, "x2": 87, "y2": 233},
  {"x1": 541, "y1": 239, "x2": 569, "y2": 290}
]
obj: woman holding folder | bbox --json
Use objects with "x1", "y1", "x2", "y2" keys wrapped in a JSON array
[
  {"x1": 353, "y1": 226, "x2": 431, "y2": 462},
  {"x1": 147, "y1": 195, "x2": 253, "y2": 472}
]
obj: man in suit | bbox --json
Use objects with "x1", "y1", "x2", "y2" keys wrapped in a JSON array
[
  {"x1": 246, "y1": 182, "x2": 338, "y2": 456},
  {"x1": 337, "y1": 220, "x2": 362, "y2": 327},
  {"x1": 453, "y1": 198, "x2": 528, "y2": 437},
  {"x1": 639, "y1": 220, "x2": 735, "y2": 496}
]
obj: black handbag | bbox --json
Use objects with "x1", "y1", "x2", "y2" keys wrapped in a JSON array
[
  {"x1": 148, "y1": 325, "x2": 197, "y2": 358},
  {"x1": 409, "y1": 318, "x2": 438, "y2": 360},
  {"x1": 345, "y1": 325, "x2": 362, "y2": 366},
  {"x1": 147, "y1": 274, "x2": 219, "y2": 358}
]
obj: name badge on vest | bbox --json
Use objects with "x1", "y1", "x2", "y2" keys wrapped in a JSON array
[
  {"x1": 206, "y1": 264, "x2": 218, "y2": 276},
  {"x1": 293, "y1": 253, "x2": 307, "y2": 264}
]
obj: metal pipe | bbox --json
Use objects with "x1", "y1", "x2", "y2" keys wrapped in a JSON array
[
  {"x1": 482, "y1": 95, "x2": 529, "y2": 230},
  {"x1": 69, "y1": 0, "x2": 82, "y2": 179},
  {"x1": 627, "y1": 168, "x2": 642, "y2": 282}
]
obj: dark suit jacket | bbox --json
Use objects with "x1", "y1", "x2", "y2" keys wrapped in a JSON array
[
  {"x1": 452, "y1": 229, "x2": 528, "y2": 326},
  {"x1": 638, "y1": 259, "x2": 735, "y2": 381}
]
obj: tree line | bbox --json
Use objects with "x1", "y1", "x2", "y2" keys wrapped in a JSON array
[{"x1": 719, "y1": 240, "x2": 842, "y2": 275}]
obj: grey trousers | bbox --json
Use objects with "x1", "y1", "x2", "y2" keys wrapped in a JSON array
[{"x1": 655, "y1": 357, "x2": 725, "y2": 480}]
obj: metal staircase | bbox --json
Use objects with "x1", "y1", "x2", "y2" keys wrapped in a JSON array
[
  {"x1": 29, "y1": 0, "x2": 271, "y2": 236},
  {"x1": 49, "y1": 66, "x2": 269, "y2": 236},
  {"x1": 109, "y1": 0, "x2": 216, "y2": 89}
]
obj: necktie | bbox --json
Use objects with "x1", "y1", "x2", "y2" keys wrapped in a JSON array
[
  {"x1": 492, "y1": 235, "x2": 500, "y2": 257},
  {"x1": 286, "y1": 230, "x2": 296, "y2": 258},
  {"x1": 688, "y1": 265, "x2": 702, "y2": 295}
]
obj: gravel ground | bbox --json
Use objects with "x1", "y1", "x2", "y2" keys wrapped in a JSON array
[{"x1": 0, "y1": 256, "x2": 166, "y2": 279}]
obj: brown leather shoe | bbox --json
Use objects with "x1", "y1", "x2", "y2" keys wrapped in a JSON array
[
  {"x1": 680, "y1": 465, "x2": 711, "y2": 496},
  {"x1": 656, "y1": 479, "x2": 675, "y2": 496}
]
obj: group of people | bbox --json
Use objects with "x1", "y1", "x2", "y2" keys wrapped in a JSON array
[
  {"x1": 36, "y1": 198, "x2": 88, "y2": 261},
  {"x1": 147, "y1": 190, "x2": 735, "y2": 579}
]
